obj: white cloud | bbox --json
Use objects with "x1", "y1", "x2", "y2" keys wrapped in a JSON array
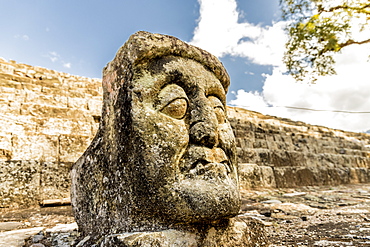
[
  {"x1": 45, "y1": 52, "x2": 72, "y2": 69},
  {"x1": 230, "y1": 90, "x2": 270, "y2": 113},
  {"x1": 230, "y1": 43, "x2": 370, "y2": 132},
  {"x1": 193, "y1": 0, "x2": 370, "y2": 132},
  {"x1": 14, "y1": 34, "x2": 30, "y2": 41},
  {"x1": 49, "y1": 51, "x2": 58, "y2": 57},
  {"x1": 63, "y1": 62, "x2": 71, "y2": 68},
  {"x1": 191, "y1": 0, "x2": 286, "y2": 66},
  {"x1": 47, "y1": 51, "x2": 60, "y2": 62}
]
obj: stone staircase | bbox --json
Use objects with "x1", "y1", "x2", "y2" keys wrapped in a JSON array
[
  {"x1": 0, "y1": 59, "x2": 100, "y2": 207},
  {"x1": 228, "y1": 107, "x2": 370, "y2": 188}
]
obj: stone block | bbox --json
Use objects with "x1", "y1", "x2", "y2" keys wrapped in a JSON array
[
  {"x1": 40, "y1": 162, "x2": 73, "y2": 200},
  {"x1": 67, "y1": 88, "x2": 86, "y2": 98},
  {"x1": 25, "y1": 90, "x2": 68, "y2": 107},
  {"x1": 239, "y1": 163, "x2": 276, "y2": 189},
  {"x1": 38, "y1": 118, "x2": 90, "y2": 136},
  {"x1": 11, "y1": 74, "x2": 33, "y2": 84},
  {"x1": 84, "y1": 78, "x2": 103, "y2": 92},
  {"x1": 351, "y1": 168, "x2": 370, "y2": 183},
  {"x1": 0, "y1": 92, "x2": 15, "y2": 102},
  {"x1": 253, "y1": 140, "x2": 268, "y2": 149},
  {"x1": 67, "y1": 97, "x2": 88, "y2": 109},
  {"x1": 0, "y1": 64, "x2": 15, "y2": 74},
  {"x1": 0, "y1": 134, "x2": 13, "y2": 161},
  {"x1": 5, "y1": 101, "x2": 22, "y2": 115},
  {"x1": 237, "y1": 148, "x2": 259, "y2": 164},
  {"x1": 10, "y1": 134, "x2": 58, "y2": 162},
  {"x1": 0, "y1": 79, "x2": 22, "y2": 90},
  {"x1": 273, "y1": 166, "x2": 352, "y2": 187},
  {"x1": 58, "y1": 135, "x2": 92, "y2": 163},
  {"x1": 98, "y1": 218, "x2": 269, "y2": 247},
  {"x1": 84, "y1": 87, "x2": 101, "y2": 97},
  {"x1": 87, "y1": 97, "x2": 102, "y2": 116},
  {"x1": 39, "y1": 85, "x2": 68, "y2": 96},
  {"x1": 20, "y1": 103, "x2": 86, "y2": 120},
  {"x1": 0, "y1": 160, "x2": 41, "y2": 207},
  {"x1": 21, "y1": 82, "x2": 42, "y2": 92},
  {"x1": 34, "y1": 77, "x2": 62, "y2": 89}
]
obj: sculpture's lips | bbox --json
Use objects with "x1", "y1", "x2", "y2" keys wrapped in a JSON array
[
  {"x1": 179, "y1": 146, "x2": 232, "y2": 177},
  {"x1": 188, "y1": 161, "x2": 231, "y2": 176}
]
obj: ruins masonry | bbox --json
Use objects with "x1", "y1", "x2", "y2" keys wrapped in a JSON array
[{"x1": 0, "y1": 57, "x2": 369, "y2": 208}]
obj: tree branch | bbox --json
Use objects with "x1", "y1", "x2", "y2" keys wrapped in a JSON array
[
  {"x1": 339, "y1": 38, "x2": 370, "y2": 48},
  {"x1": 327, "y1": 4, "x2": 370, "y2": 13}
]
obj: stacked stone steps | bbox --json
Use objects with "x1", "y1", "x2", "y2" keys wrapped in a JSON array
[
  {"x1": 0, "y1": 59, "x2": 101, "y2": 163},
  {"x1": 0, "y1": 59, "x2": 104, "y2": 207},
  {"x1": 238, "y1": 148, "x2": 369, "y2": 168},
  {"x1": 0, "y1": 117, "x2": 94, "y2": 162},
  {"x1": 228, "y1": 107, "x2": 370, "y2": 188},
  {"x1": 273, "y1": 166, "x2": 370, "y2": 187}
]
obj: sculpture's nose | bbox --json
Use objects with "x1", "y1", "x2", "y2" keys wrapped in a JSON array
[{"x1": 189, "y1": 98, "x2": 218, "y2": 148}]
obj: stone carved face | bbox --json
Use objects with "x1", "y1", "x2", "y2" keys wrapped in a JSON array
[
  {"x1": 72, "y1": 33, "x2": 240, "y2": 239},
  {"x1": 129, "y1": 56, "x2": 240, "y2": 223}
]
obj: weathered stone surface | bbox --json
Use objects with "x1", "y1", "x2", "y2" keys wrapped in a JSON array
[
  {"x1": 239, "y1": 163, "x2": 276, "y2": 188},
  {"x1": 0, "y1": 57, "x2": 102, "y2": 208},
  {"x1": 0, "y1": 227, "x2": 44, "y2": 247},
  {"x1": 71, "y1": 31, "x2": 266, "y2": 246},
  {"x1": 0, "y1": 161, "x2": 72, "y2": 207},
  {"x1": 99, "y1": 217, "x2": 268, "y2": 247},
  {"x1": 0, "y1": 222, "x2": 22, "y2": 231},
  {"x1": 228, "y1": 107, "x2": 370, "y2": 188},
  {"x1": 0, "y1": 161, "x2": 40, "y2": 207},
  {"x1": 0, "y1": 57, "x2": 101, "y2": 163},
  {"x1": 40, "y1": 162, "x2": 72, "y2": 200}
]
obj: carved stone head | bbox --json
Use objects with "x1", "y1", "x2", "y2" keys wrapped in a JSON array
[{"x1": 71, "y1": 31, "x2": 240, "y2": 239}]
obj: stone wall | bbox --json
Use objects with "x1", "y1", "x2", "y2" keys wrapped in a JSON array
[
  {"x1": 0, "y1": 58, "x2": 101, "y2": 163},
  {"x1": 0, "y1": 160, "x2": 72, "y2": 207},
  {"x1": 0, "y1": 59, "x2": 101, "y2": 207},
  {"x1": 0, "y1": 59, "x2": 370, "y2": 208},
  {"x1": 228, "y1": 107, "x2": 370, "y2": 188}
]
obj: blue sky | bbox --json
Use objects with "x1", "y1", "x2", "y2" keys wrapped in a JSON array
[
  {"x1": 1, "y1": 0, "x2": 370, "y2": 132},
  {"x1": 0, "y1": 0, "x2": 279, "y2": 95},
  {"x1": 0, "y1": 1, "x2": 200, "y2": 77}
]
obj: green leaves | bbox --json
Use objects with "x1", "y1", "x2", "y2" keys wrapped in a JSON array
[{"x1": 280, "y1": 0, "x2": 370, "y2": 82}]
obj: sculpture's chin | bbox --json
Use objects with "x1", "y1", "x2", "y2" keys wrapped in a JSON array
[{"x1": 160, "y1": 177, "x2": 240, "y2": 224}]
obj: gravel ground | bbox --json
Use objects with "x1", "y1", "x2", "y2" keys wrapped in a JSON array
[
  {"x1": 241, "y1": 183, "x2": 370, "y2": 246},
  {"x1": 2, "y1": 183, "x2": 370, "y2": 246}
]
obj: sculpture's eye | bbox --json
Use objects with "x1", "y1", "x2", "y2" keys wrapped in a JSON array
[
  {"x1": 157, "y1": 84, "x2": 189, "y2": 120},
  {"x1": 208, "y1": 96, "x2": 226, "y2": 124},
  {"x1": 161, "y1": 98, "x2": 188, "y2": 119}
]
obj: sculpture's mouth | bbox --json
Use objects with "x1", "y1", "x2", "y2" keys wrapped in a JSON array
[
  {"x1": 180, "y1": 146, "x2": 233, "y2": 179},
  {"x1": 188, "y1": 160, "x2": 231, "y2": 176}
]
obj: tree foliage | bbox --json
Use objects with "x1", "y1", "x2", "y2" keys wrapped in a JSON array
[{"x1": 280, "y1": 0, "x2": 370, "y2": 82}]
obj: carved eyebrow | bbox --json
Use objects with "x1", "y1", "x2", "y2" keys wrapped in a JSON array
[
  {"x1": 158, "y1": 70, "x2": 184, "y2": 90},
  {"x1": 207, "y1": 93, "x2": 226, "y2": 105},
  {"x1": 207, "y1": 91, "x2": 226, "y2": 106}
]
